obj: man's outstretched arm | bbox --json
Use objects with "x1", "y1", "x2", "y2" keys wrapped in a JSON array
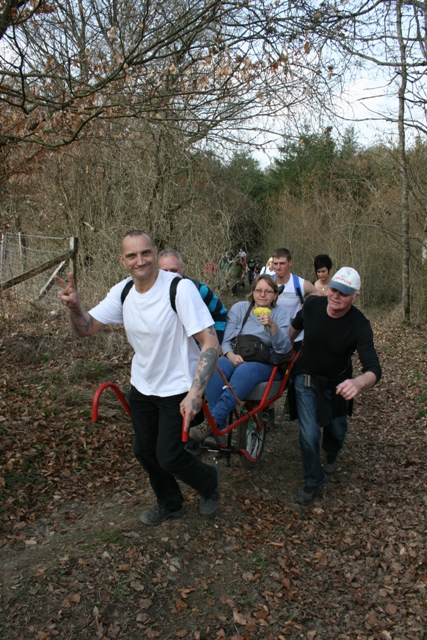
[{"x1": 54, "y1": 273, "x2": 106, "y2": 337}]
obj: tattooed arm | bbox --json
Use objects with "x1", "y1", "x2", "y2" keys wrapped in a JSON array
[
  {"x1": 179, "y1": 325, "x2": 220, "y2": 432},
  {"x1": 54, "y1": 273, "x2": 106, "y2": 337}
]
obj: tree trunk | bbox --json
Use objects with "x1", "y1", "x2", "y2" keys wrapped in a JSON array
[{"x1": 396, "y1": 0, "x2": 411, "y2": 323}]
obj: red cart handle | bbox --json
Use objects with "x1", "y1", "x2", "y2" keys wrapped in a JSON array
[
  {"x1": 181, "y1": 414, "x2": 189, "y2": 443},
  {"x1": 93, "y1": 383, "x2": 190, "y2": 446},
  {"x1": 92, "y1": 382, "x2": 131, "y2": 422}
]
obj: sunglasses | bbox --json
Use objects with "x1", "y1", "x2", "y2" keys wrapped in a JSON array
[{"x1": 329, "y1": 287, "x2": 354, "y2": 298}]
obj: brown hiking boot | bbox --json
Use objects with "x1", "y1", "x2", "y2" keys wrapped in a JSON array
[{"x1": 189, "y1": 421, "x2": 212, "y2": 443}]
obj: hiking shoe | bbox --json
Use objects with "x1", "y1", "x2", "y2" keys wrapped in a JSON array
[
  {"x1": 189, "y1": 421, "x2": 212, "y2": 443},
  {"x1": 140, "y1": 506, "x2": 184, "y2": 526},
  {"x1": 324, "y1": 455, "x2": 338, "y2": 474},
  {"x1": 203, "y1": 434, "x2": 227, "y2": 448},
  {"x1": 200, "y1": 466, "x2": 221, "y2": 516},
  {"x1": 295, "y1": 485, "x2": 321, "y2": 505}
]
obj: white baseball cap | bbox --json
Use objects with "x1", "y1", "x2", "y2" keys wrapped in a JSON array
[{"x1": 329, "y1": 267, "x2": 361, "y2": 294}]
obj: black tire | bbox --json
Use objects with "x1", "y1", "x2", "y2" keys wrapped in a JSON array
[{"x1": 238, "y1": 409, "x2": 266, "y2": 469}]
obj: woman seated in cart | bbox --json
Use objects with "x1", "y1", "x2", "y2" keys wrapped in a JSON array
[{"x1": 189, "y1": 275, "x2": 291, "y2": 443}]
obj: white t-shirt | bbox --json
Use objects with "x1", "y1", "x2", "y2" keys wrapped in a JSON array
[
  {"x1": 276, "y1": 273, "x2": 305, "y2": 343},
  {"x1": 89, "y1": 270, "x2": 214, "y2": 397},
  {"x1": 260, "y1": 266, "x2": 275, "y2": 276}
]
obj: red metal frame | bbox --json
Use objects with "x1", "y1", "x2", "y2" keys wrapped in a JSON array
[
  {"x1": 197, "y1": 351, "x2": 299, "y2": 462},
  {"x1": 92, "y1": 382, "x2": 131, "y2": 422},
  {"x1": 91, "y1": 351, "x2": 299, "y2": 464}
]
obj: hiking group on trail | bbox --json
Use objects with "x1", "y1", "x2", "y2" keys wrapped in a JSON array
[{"x1": 55, "y1": 233, "x2": 381, "y2": 522}]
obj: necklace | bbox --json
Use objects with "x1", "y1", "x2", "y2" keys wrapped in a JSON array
[{"x1": 316, "y1": 279, "x2": 329, "y2": 292}]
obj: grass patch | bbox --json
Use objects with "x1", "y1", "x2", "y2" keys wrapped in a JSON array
[
  {"x1": 3, "y1": 465, "x2": 46, "y2": 492},
  {"x1": 97, "y1": 529, "x2": 127, "y2": 546},
  {"x1": 66, "y1": 360, "x2": 117, "y2": 383},
  {"x1": 78, "y1": 529, "x2": 127, "y2": 551},
  {"x1": 416, "y1": 391, "x2": 427, "y2": 418},
  {"x1": 379, "y1": 345, "x2": 397, "y2": 356},
  {"x1": 248, "y1": 550, "x2": 267, "y2": 567}
]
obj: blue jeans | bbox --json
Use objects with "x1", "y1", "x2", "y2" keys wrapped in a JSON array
[
  {"x1": 294, "y1": 373, "x2": 348, "y2": 488},
  {"x1": 128, "y1": 386, "x2": 218, "y2": 510},
  {"x1": 206, "y1": 357, "x2": 280, "y2": 428}
]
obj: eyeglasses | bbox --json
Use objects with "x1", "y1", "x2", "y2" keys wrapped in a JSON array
[{"x1": 254, "y1": 288, "x2": 275, "y2": 295}]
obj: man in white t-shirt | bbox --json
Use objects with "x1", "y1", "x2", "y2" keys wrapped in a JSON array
[
  {"x1": 272, "y1": 248, "x2": 317, "y2": 351},
  {"x1": 55, "y1": 231, "x2": 221, "y2": 525}
]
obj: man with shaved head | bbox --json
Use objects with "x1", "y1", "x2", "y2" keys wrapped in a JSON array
[{"x1": 55, "y1": 230, "x2": 222, "y2": 525}]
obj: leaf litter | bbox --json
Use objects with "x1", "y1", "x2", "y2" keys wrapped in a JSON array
[{"x1": 0, "y1": 315, "x2": 426, "y2": 638}]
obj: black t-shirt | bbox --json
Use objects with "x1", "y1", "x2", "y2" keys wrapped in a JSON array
[
  {"x1": 292, "y1": 296, "x2": 382, "y2": 382},
  {"x1": 247, "y1": 260, "x2": 256, "y2": 272}
]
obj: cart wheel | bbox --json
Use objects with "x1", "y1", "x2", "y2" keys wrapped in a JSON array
[{"x1": 238, "y1": 411, "x2": 266, "y2": 469}]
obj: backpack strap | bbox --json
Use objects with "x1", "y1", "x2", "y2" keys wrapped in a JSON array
[
  {"x1": 169, "y1": 276, "x2": 181, "y2": 312},
  {"x1": 292, "y1": 274, "x2": 304, "y2": 306},
  {"x1": 120, "y1": 279, "x2": 134, "y2": 305},
  {"x1": 121, "y1": 275, "x2": 181, "y2": 311}
]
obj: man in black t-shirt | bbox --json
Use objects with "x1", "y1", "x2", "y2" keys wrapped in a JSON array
[
  {"x1": 289, "y1": 267, "x2": 381, "y2": 505},
  {"x1": 254, "y1": 258, "x2": 262, "y2": 277},
  {"x1": 246, "y1": 257, "x2": 256, "y2": 285}
]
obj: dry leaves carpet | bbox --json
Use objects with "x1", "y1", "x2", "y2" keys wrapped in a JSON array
[{"x1": 0, "y1": 312, "x2": 426, "y2": 640}]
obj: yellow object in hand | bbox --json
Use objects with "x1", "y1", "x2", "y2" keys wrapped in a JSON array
[{"x1": 253, "y1": 307, "x2": 271, "y2": 316}]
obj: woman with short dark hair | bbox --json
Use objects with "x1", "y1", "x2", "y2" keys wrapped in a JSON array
[{"x1": 313, "y1": 254, "x2": 333, "y2": 295}]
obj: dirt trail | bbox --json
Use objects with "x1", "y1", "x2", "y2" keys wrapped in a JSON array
[{"x1": 1, "y1": 317, "x2": 426, "y2": 639}]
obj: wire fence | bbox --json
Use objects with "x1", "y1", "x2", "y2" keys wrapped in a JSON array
[{"x1": 0, "y1": 232, "x2": 77, "y2": 303}]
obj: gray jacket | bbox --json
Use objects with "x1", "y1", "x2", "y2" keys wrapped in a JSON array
[{"x1": 222, "y1": 301, "x2": 291, "y2": 358}]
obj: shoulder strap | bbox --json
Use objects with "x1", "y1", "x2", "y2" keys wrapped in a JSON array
[
  {"x1": 169, "y1": 276, "x2": 182, "y2": 312},
  {"x1": 293, "y1": 274, "x2": 304, "y2": 306},
  {"x1": 237, "y1": 302, "x2": 254, "y2": 335},
  {"x1": 121, "y1": 279, "x2": 134, "y2": 305},
  {"x1": 121, "y1": 276, "x2": 181, "y2": 312}
]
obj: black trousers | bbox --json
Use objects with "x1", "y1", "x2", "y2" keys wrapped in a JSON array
[{"x1": 128, "y1": 386, "x2": 217, "y2": 511}]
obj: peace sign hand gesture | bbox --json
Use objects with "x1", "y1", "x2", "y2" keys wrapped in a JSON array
[
  {"x1": 54, "y1": 273, "x2": 80, "y2": 309},
  {"x1": 53, "y1": 273, "x2": 104, "y2": 336}
]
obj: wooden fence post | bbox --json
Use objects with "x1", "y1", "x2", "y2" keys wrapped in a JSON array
[
  {"x1": 18, "y1": 232, "x2": 27, "y2": 273},
  {"x1": 1, "y1": 236, "x2": 79, "y2": 294},
  {"x1": 0, "y1": 233, "x2": 5, "y2": 277},
  {"x1": 69, "y1": 237, "x2": 78, "y2": 287}
]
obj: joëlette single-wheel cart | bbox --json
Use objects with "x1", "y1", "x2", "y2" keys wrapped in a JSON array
[{"x1": 91, "y1": 351, "x2": 299, "y2": 469}]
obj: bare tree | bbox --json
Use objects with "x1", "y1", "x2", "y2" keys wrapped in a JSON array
[
  {"x1": 0, "y1": 0, "x2": 340, "y2": 188},
  {"x1": 296, "y1": 0, "x2": 427, "y2": 322},
  {"x1": 396, "y1": 0, "x2": 411, "y2": 322},
  {"x1": 0, "y1": 0, "x2": 47, "y2": 40}
]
